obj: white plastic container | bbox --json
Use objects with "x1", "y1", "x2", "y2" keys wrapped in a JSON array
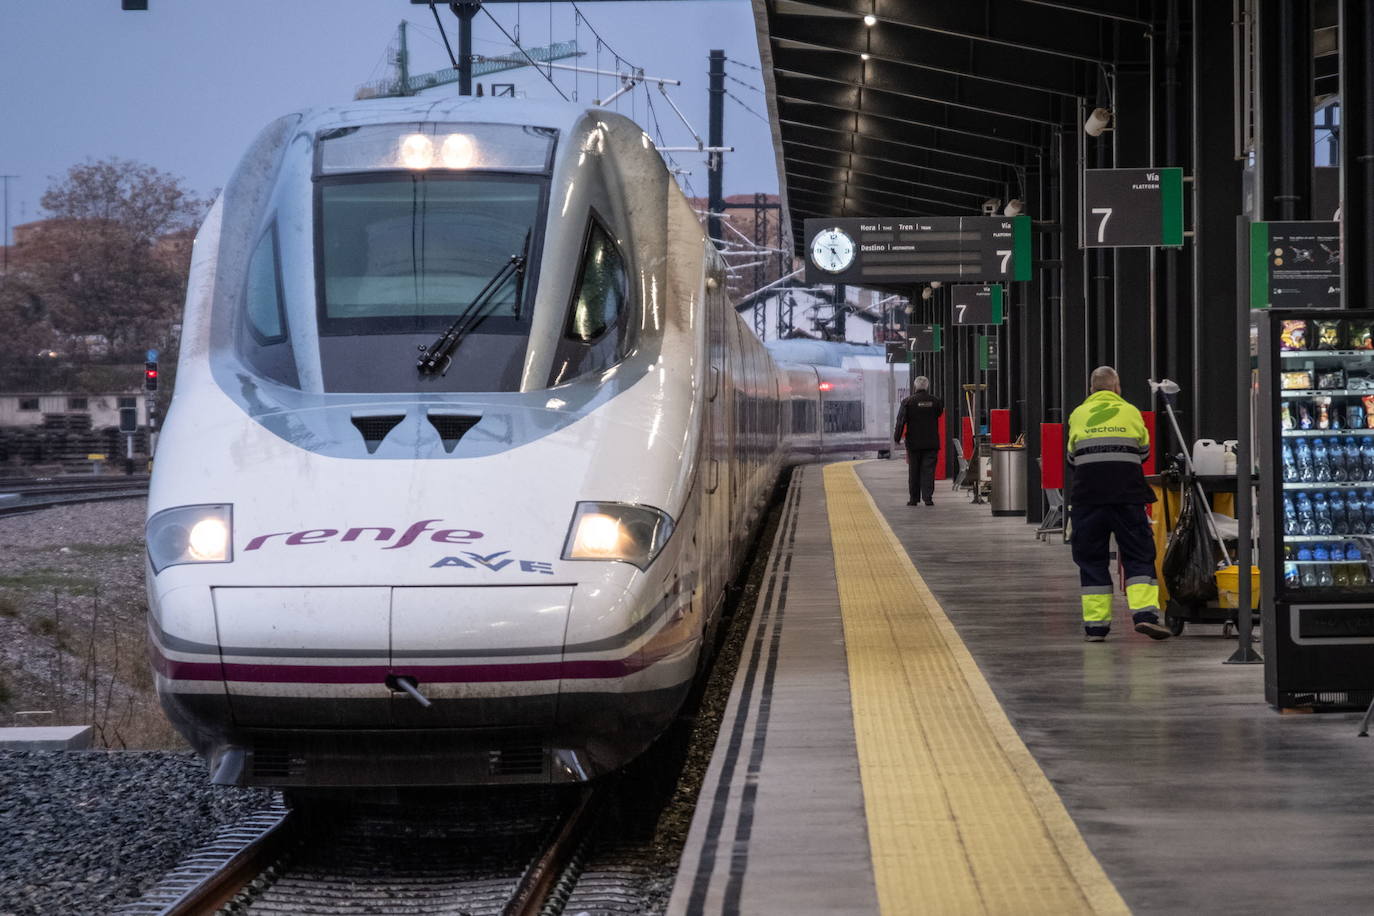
[
  {"x1": 1192, "y1": 439, "x2": 1226, "y2": 475},
  {"x1": 1221, "y1": 439, "x2": 1238, "y2": 475}
]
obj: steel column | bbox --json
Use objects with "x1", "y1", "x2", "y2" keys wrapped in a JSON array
[
  {"x1": 1341, "y1": 0, "x2": 1374, "y2": 308},
  {"x1": 1255, "y1": 0, "x2": 1313, "y2": 221},
  {"x1": 707, "y1": 49, "x2": 726, "y2": 246},
  {"x1": 1192, "y1": 0, "x2": 1243, "y2": 439}
]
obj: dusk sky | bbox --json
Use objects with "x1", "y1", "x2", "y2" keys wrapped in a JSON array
[{"x1": 0, "y1": 0, "x2": 778, "y2": 241}]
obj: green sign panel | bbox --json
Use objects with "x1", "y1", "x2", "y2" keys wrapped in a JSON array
[
  {"x1": 1248, "y1": 220, "x2": 1342, "y2": 309},
  {"x1": 906, "y1": 324, "x2": 943, "y2": 353},
  {"x1": 951, "y1": 284, "x2": 1005, "y2": 325},
  {"x1": 1082, "y1": 168, "x2": 1185, "y2": 248},
  {"x1": 979, "y1": 334, "x2": 999, "y2": 371},
  {"x1": 804, "y1": 215, "x2": 1031, "y2": 286}
]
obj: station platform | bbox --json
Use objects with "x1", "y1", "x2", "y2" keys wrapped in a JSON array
[{"x1": 669, "y1": 459, "x2": 1374, "y2": 915}]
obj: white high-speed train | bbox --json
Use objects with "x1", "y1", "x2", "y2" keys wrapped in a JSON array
[{"x1": 145, "y1": 97, "x2": 902, "y2": 788}]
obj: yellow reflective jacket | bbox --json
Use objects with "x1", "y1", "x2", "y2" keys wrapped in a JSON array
[{"x1": 1066, "y1": 390, "x2": 1155, "y2": 505}]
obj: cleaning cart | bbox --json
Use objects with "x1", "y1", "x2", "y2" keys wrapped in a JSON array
[{"x1": 1151, "y1": 379, "x2": 1257, "y2": 636}]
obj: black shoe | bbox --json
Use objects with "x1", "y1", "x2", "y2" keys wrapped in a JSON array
[
  {"x1": 923, "y1": 500, "x2": 934, "y2": 506},
  {"x1": 906, "y1": 500, "x2": 919, "y2": 506},
  {"x1": 1084, "y1": 625, "x2": 1110, "y2": 642},
  {"x1": 1134, "y1": 620, "x2": 1173, "y2": 640}
]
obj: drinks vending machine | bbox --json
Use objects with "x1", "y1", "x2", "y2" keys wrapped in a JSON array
[{"x1": 1258, "y1": 309, "x2": 1374, "y2": 707}]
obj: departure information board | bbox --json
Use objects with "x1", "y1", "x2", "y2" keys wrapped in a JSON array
[
  {"x1": 1081, "y1": 168, "x2": 1184, "y2": 248},
  {"x1": 951, "y1": 284, "x2": 1005, "y2": 325},
  {"x1": 804, "y1": 215, "x2": 1031, "y2": 286}
]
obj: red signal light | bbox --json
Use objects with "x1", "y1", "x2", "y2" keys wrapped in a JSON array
[
  {"x1": 818, "y1": 382, "x2": 833, "y2": 391},
  {"x1": 144, "y1": 361, "x2": 159, "y2": 391}
]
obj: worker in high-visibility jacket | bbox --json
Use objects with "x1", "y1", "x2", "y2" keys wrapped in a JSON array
[{"x1": 1067, "y1": 366, "x2": 1172, "y2": 641}]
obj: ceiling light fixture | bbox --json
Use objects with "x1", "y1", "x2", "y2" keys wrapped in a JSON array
[
  {"x1": 1084, "y1": 107, "x2": 1113, "y2": 137},
  {"x1": 860, "y1": 52, "x2": 871, "y2": 60},
  {"x1": 863, "y1": 13, "x2": 877, "y2": 26}
]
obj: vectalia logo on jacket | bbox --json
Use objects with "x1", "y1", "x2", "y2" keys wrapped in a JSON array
[{"x1": 1085, "y1": 403, "x2": 1121, "y2": 426}]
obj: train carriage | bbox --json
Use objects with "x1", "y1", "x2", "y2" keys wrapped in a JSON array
[{"x1": 146, "y1": 96, "x2": 895, "y2": 787}]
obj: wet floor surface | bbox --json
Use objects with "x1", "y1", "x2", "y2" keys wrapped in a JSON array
[{"x1": 858, "y1": 459, "x2": 1374, "y2": 915}]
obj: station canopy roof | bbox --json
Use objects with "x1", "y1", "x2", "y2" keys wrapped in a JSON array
[
  {"x1": 753, "y1": 0, "x2": 1164, "y2": 257},
  {"x1": 754, "y1": 0, "x2": 1341, "y2": 262}
]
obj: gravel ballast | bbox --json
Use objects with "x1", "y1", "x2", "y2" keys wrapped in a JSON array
[{"x1": 0, "y1": 750, "x2": 272, "y2": 915}]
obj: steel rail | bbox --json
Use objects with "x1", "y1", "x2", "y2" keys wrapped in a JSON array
[
  {"x1": 503, "y1": 787, "x2": 603, "y2": 916},
  {"x1": 0, "y1": 489, "x2": 148, "y2": 518},
  {"x1": 156, "y1": 810, "x2": 297, "y2": 916}
]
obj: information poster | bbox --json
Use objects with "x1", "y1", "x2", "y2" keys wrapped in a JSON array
[{"x1": 1249, "y1": 221, "x2": 1341, "y2": 309}]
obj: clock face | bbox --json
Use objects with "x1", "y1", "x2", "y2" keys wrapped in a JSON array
[{"x1": 810, "y1": 228, "x2": 856, "y2": 274}]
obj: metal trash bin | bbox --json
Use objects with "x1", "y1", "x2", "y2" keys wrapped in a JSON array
[{"x1": 990, "y1": 444, "x2": 1027, "y2": 517}]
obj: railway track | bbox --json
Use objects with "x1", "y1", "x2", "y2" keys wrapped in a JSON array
[
  {"x1": 0, "y1": 476, "x2": 149, "y2": 517},
  {"x1": 117, "y1": 787, "x2": 604, "y2": 916}
]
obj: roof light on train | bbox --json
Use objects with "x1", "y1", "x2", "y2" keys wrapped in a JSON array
[
  {"x1": 399, "y1": 134, "x2": 435, "y2": 169},
  {"x1": 441, "y1": 133, "x2": 475, "y2": 168}
]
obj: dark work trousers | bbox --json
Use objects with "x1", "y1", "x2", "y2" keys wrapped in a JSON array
[
  {"x1": 907, "y1": 448, "x2": 939, "y2": 503},
  {"x1": 1070, "y1": 502, "x2": 1159, "y2": 623}
]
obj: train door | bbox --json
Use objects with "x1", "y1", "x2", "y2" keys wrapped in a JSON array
[{"x1": 704, "y1": 258, "x2": 731, "y2": 611}]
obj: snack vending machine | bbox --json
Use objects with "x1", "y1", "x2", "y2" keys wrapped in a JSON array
[{"x1": 1258, "y1": 309, "x2": 1374, "y2": 708}]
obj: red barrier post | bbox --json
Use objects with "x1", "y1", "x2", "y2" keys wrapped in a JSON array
[
  {"x1": 1040, "y1": 422, "x2": 1065, "y2": 490},
  {"x1": 989, "y1": 409, "x2": 1011, "y2": 444}
]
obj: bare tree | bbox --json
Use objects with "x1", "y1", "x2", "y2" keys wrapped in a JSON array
[{"x1": 22, "y1": 158, "x2": 207, "y2": 358}]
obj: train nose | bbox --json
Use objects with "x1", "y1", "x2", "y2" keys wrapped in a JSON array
[{"x1": 211, "y1": 586, "x2": 573, "y2": 729}]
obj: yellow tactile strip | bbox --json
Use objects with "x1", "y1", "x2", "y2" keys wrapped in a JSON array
[{"x1": 824, "y1": 463, "x2": 1129, "y2": 916}]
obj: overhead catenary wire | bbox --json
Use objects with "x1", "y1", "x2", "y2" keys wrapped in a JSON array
[
  {"x1": 481, "y1": 6, "x2": 570, "y2": 101},
  {"x1": 725, "y1": 72, "x2": 763, "y2": 93},
  {"x1": 725, "y1": 91, "x2": 769, "y2": 124}
]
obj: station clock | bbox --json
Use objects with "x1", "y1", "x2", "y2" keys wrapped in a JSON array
[{"x1": 809, "y1": 227, "x2": 856, "y2": 274}]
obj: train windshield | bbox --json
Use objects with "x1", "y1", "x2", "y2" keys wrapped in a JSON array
[{"x1": 314, "y1": 173, "x2": 546, "y2": 392}]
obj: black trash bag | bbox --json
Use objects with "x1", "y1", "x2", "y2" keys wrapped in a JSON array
[{"x1": 1162, "y1": 483, "x2": 1219, "y2": 604}]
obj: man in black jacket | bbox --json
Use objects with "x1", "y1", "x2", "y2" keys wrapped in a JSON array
[{"x1": 893, "y1": 376, "x2": 944, "y2": 506}]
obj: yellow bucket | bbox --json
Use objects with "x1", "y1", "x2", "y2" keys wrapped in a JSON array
[{"x1": 1215, "y1": 565, "x2": 1260, "y2": 609}]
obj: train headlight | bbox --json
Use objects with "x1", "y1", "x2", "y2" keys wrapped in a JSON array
[
  {"x1": 146, "y1": 505, "x2": 234, "y2": 574},
  {"x1": 563, "y1": 502, "x2": 674, "y2": 571}
]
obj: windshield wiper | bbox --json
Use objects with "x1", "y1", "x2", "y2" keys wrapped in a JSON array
[{"x1": 416, "y1": 250, "x2": 527, "y2": 377}]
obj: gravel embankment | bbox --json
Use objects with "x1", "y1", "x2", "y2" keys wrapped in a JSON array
[
  {"x1": 0, "y1": 750, "x2": 272, "y2": 916},
  {"x1": 0, "y1": 497, "x2": 176, "y2": 748}
]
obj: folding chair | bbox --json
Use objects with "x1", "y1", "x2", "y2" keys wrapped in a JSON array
[
  {"x1": 1035, "y1": 457, "x2": 1066, "y2": 542},
  {"x1": 951, "y1": 439, "x2": 970, "y2": 492}
]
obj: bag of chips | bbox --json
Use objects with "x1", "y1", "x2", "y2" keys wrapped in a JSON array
[
  {"x1": 1316, "y1": 320, "x2": 1343, "y2": 349},
  {"x1": 1282, "y1": 370, "x2": 1313, "y2": 390},
  {"x1": 1317, "y1": 369, "x2": 1346, "y2": 390},
  {"x1": 1280, "y1": 401, "x2": 1295, "y2": 430},
  {"x1": 1350, "y1": 324, "x2": 1374, "y2": 349},
  {"x1": 1280, "y1": 320, "x2": 1309, "y2": 350},
  {"x1": 1299, "y1": 402, "x2": 1315, "y2": 428},
  {"x1": 1364, "y1": 395, "x2": 1374, "y2": 426}
]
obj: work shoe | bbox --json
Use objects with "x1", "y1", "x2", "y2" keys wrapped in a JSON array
[
  {"x1": 1133, "y1": 620, "x2": 1173, "y2": 640},
  {"x1": 906, "y1": 500, "x2": 919, "y2": 506},
  {"x1": 1084, "y1": 626, "x2": 1110, "y2": 642},
  {"x1": 923, "y1": 500, "x2": 935, "y2": 506}
]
